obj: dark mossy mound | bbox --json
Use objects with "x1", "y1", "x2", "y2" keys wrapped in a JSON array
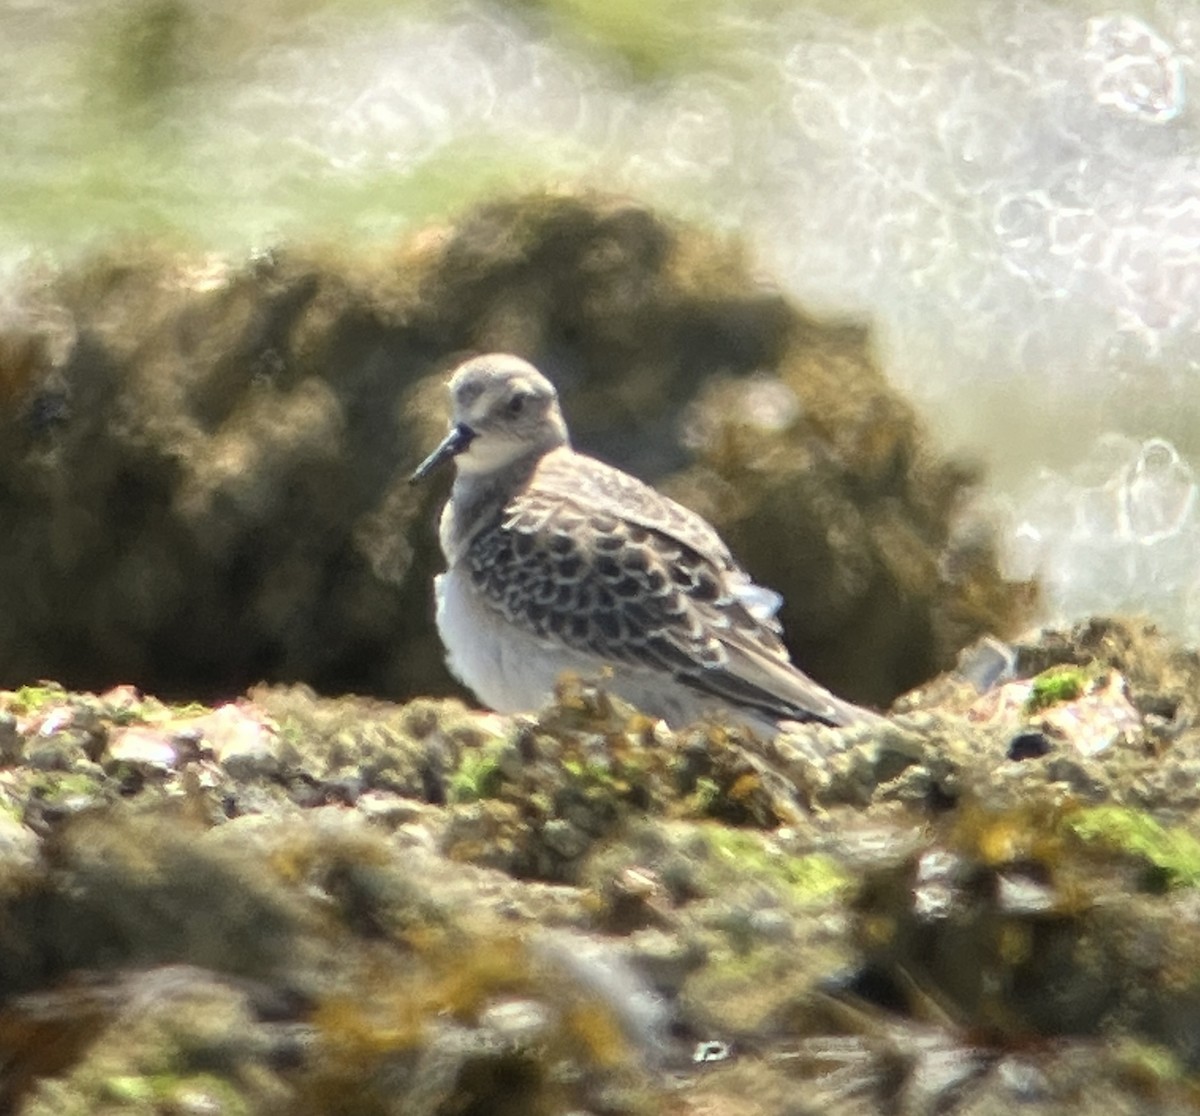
[{"x1": 0, "y1": 194, "x2": 1027, "y2": 706}]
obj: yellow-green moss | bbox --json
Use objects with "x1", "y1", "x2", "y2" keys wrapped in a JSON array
[
  {"x1": 449, "y1": 742, "x2": 508, "y2": 803},
  {"x1": 1112, "y1": 1039, "x2": 1190, "y2": 1091},
  {"x1": 6, "y1": 682, "x2": 66, "y2": 715},
  {"x1": 99, "y1": 1072, "x2": 250, "y2": 1114},
  {"x1": 31, "y1": 771, "x2": 105, "y2": 804},
  {"x1": 703, "y1": 827, "x2": 851, "y2": 904},
  {"x1": 1024, "y1": 664, "x2": 1092, "y2": 712},
  {"x1": 168, "y1": 700, "x2": 212, "y2": 720},
  {"x1": 561, "y1": 752, "x2": 644, "y2": 797},
  {"x1": 689, "y1": 775, "x2": 721, "y2": 815},
  {"x1": 1067, "y1": 806, "x2": 1200, "y2": 890}
]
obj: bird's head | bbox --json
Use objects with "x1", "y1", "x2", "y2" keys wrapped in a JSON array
[{"x1": 410, "y1": 354, "x2": 569, "y2": 483}]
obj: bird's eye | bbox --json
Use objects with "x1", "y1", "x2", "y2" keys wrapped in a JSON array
[{"x1": 507, "y1": 393, "x2": 529, "y2": 416}]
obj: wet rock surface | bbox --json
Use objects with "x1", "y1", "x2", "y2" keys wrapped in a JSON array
[
  {"x1": 0, "y1": 193, "x2": 1026, "y2": 709},
  {"x1": 0, "y1": 618, "x2": 1199, "y2": 1113}
]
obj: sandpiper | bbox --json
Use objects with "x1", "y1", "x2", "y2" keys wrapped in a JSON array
[{"x1": 410, "y1": 353, "x2": 881, "y2": 734}]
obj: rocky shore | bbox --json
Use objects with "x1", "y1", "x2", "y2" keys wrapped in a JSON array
[{"x1": 0, "y1": 617, "x2": 1199, "y2": 1113}]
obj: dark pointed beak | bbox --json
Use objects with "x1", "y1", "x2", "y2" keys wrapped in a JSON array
[{"x1": 408, "y1": 423, "x2": 476, "y2": 484}]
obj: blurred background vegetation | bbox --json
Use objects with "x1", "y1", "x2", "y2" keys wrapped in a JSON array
[{"x1": 5, "y1": 0, "x2": 1200, "y2": 645}]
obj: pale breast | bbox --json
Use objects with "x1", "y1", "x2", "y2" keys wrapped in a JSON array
[{"x1": 435, "y1": 567, "x2": 595, "y2": 714}]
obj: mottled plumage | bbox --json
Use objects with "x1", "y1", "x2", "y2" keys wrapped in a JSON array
[{"x1": 410, "y1": 353, "x2": 880, "y2": 734}]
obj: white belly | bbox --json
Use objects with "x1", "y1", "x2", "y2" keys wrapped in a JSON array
[
  {"x1": 435, "y1": 567, "x2": 585, "y2": 714},
  {"x1": 433, "y1": 568, "x2": 779, "y2": 734}
]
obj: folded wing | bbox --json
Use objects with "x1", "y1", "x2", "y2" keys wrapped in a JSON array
[{"x1": 466, "y1": 452, "x2": 873, "y2": 729}]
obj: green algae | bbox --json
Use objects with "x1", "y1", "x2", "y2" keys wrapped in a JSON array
[
  {"x1": 30, "y1": 771, "x2": 106, "y2": 804},
  {"x1": 688, "y1": 775, "x2": 721, "y2": 815},
  {"x1": 561, "y1": 751, "x2": 647, "y2": 797},
  {"x1": 99, "y1": 1074, "x2": 158, "y2": 1104},
  {"x1": 166, "y1": 700, "x2": 211, "y2": 720},
  {"x1": 76, "y1": 1070, "x2": 250, "y2": 1116},
  {"x1": 6, "y1": 683, "x2": 67, "y2": 716},
  {"x1": 1113, "y1": 1040, "x2": 1189, "y2": 1089},
  {"x1": 1067, "y1": 805, "x2": 1200, "y2": 890},
  {"x1": 1025, "y1": 664, "x2": 1092, "y2": 712},
  {"x1": 702, "y1": 827, "x2": 851, "y2": 905},
  {"x1": 448, "y1": 741, "x2": 508, "y2": 803}
]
